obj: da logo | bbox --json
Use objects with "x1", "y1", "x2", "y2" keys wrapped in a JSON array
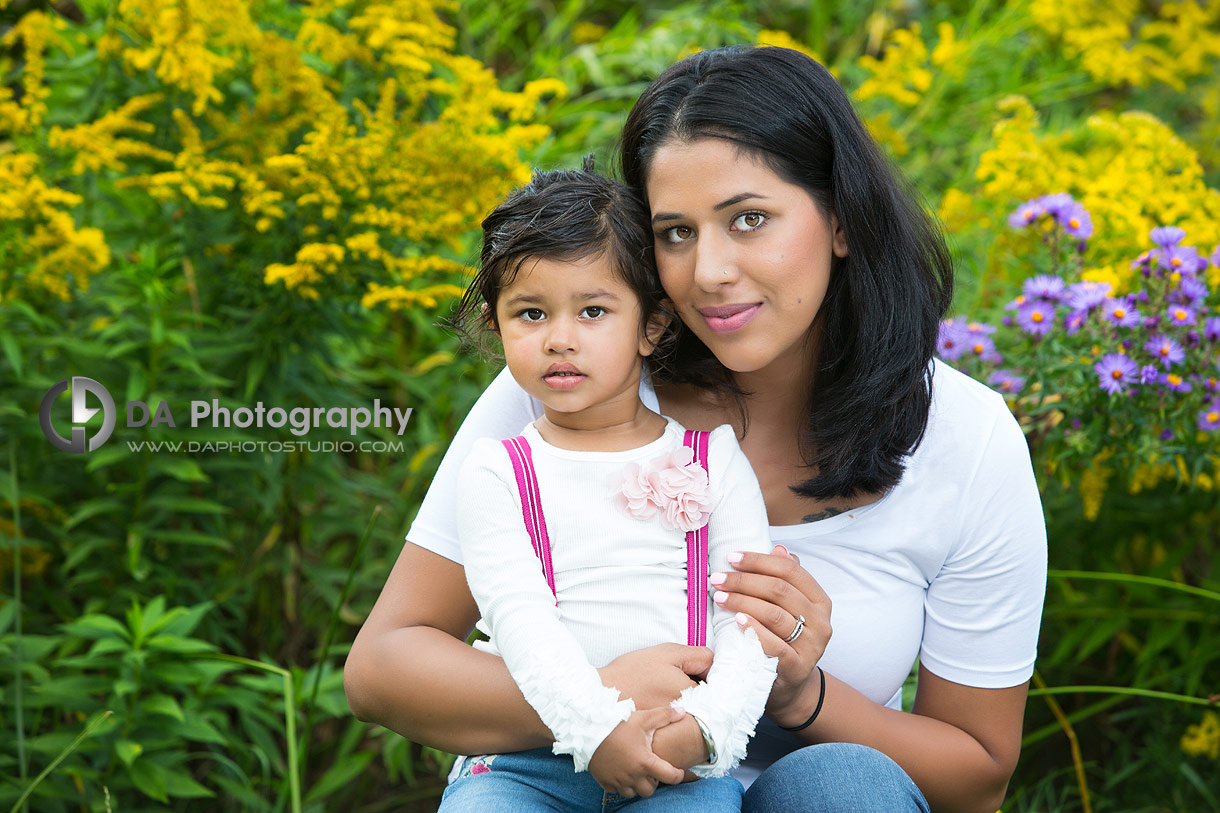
[{"x1": 39, "y1": 376, "x2": 117, "y2": 453}]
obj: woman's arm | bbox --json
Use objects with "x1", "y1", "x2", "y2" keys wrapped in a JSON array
[
  {"x1": 343, "y1": 533, "x2": 717, "y2": 756},
  {"x1": 716, "y1": 551, "x2": 1025, "y2": 813}
]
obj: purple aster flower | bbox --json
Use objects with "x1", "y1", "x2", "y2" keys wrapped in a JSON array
[
  {"x1": 1139, "y1": 364, "x2": 1160, "y2": 384},
  {"x1": 1131, "y1": 250, "x2": 1153, "y2": 271},
  {"x1": 964, "y1": 321, "x2": 998, "y2": 337},
  {"x1": 1058, "y1": 201, "x2": 1093, "y2": 239},
  {"x1": 937, "y1": 319, "x2": 968, "y2": 361},
  {"x1": 1160, "y1": 429, "x2": 1175, "y2": 441},
  {"x1": 1095, "y1": 353, "x2": 1139, "y2": 395},
  {"x1": 1159, "y1": 372, "x2": 1193, "y2": 393},
  {"x1": 1211, "y1": 245, "x2": 1220, "y2": 267},
  {"x1": 1066, "y1": 280, "x2": 1112, "y2": 311},
  {"x1": 1165, "y1": 304, "x2": 1197, "y2": 327},
  {"x1": 1144, "y1": 335, "x2": 1186, "y2": 367},
  {"x1": 1037, "y1": 193, "x2": 1075, "y2": 218},
  {"x1": 1143, "y1": 315, "x2": 1161, "y2": 331},
  {"x1": 1065, "y1": 309, "x2": 1088, "y2": 335},
  {"x1": 1008, "y1": 199, "x2": 1046, "y2": 228},
  {"x1": 1023, "y1": 274, "x2": 1066, "y2": 302},
  {"x1": 1173, "y1": 276, "x2": 1209, "y2": 304},
  {"x1": 1204, "y1": 317, "x2": 1220, "y2": 342},
  {"x1": 1005, "y1": 295, "x2": 1029, "y2": 311},
  {"x1": 1156, "y1": 244, "x2": 1207, "y2": 276},
  {"x1": 1101, "y1": 296, "x2": 1140, "y2": 327},
  {"x1": 966, "y1": 334, "x2": 1002, "y2": 363},
  {"x1": 1205, "y1": 375, "x2": 1220, "y2": 392},
  {"x1": 988, "y1": 370, "x2": 1026, "y2": 395},
  {"x1": 1149, "y1": 225, "x2": 1186, "y2": 247},
  {"x1": 1016, "y1": 300, "x2": 1056, "y2": 335},
  {"x1": 1198, "y1": 405, "x2": 1220, "y2": 431}
]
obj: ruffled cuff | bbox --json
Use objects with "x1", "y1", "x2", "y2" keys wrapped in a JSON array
[
  {"x1": 514, "y1": 650, "x2": 636, "y2": 772},
  {"x1": 671, "y1": 626, "x2": 777, "y2": 777}
]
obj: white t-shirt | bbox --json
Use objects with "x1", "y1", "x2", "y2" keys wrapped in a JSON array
[
  {"x1": 456, "y1": 417, "x2": 777, "y2": 775},
  {"x1": 409, "y1": 359, "x2": 1048, "y2": 785}
]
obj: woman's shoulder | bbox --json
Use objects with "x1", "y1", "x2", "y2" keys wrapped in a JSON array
[{"x1": 915, "y1": 359, "x2": 1030, "y2": 478}]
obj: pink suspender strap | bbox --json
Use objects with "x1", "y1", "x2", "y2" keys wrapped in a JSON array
[
  {"x1": 501, "y1": 436, "x2": 558, "y2": 603},
  {"x1": 682, "y1": 429, "x2": 711, "y2": 647},
  {"x1": 501, "y1": 431, "x2": 712, "y2": 642}
]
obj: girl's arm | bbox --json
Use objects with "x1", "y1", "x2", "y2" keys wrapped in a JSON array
[{"x1": 667, "y1": 428, "x2": 778, "y2": 776}]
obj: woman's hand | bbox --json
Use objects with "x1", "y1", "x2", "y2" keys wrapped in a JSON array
[
  {"x1": 710, "y1": 544, "x2": 832, "y2": 726},
  {"x1": 596, "y1": 642, "x2": 713, "y2": 709}
]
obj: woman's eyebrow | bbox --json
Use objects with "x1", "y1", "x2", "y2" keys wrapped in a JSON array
[{"x1": 651, "y1": 192, "x2": 768, "y2": 224}]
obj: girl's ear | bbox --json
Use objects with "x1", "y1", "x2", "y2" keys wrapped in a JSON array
[
  {"x1": 481, "y1": 303, "x2": 499, "y2": 334},
  {"x1": 830, "y1": 213, "x2": 849, "y2": 258},
  {"x1": 638, "y1": 306, "x2": 673, "y2": 357}
]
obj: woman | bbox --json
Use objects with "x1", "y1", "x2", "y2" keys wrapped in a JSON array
[{"x1": 344, "y1": 45, "x2": 1047, "y2": 812}]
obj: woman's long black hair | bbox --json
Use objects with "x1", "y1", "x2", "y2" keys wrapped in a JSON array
[{"x1": 619, "y1": 45, "x2": 954, "y2": 501}]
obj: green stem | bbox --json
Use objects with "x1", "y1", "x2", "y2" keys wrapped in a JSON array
[
  {"x1": 299, "y1": 505, "x2": 381, "y2": 785},
  {"x1": 9, "y1": 439, "x2": 25, "y2": 806},
  {"x1": 1049, "y1": 569, "x2": 1220, "y2": 603},
  {"x1": 196, "y1": 654, "x2": 301, "y2": 813},
  {"x1": 1028, "y1": 685, "x2": 1218, "y2": 707},
  {"x1": 8, "y1": 711, "x2": 113, "y2": 813}
]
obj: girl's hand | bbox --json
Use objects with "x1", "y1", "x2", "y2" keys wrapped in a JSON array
[
  {"x1": 596, "y1": 643, "x2": 713, "y2": 709},
  {"x1": 588, "y1": 707, "x2": 688, "y2": 797},
  {"x1": 712, "y1": 545, "x2": 832, "y2": 727}
]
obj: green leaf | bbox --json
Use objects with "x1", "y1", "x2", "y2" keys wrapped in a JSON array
[
  {"x1": 64, "y1": 497, "x2": 126, "y2": 530},
  {"x1": 115, "y1": 739, "x2": 143, "y2": 768},
  {"x1": 143, "y1": 495, "x2": 228, "y2": 515},
  {"x1": 303, "y1": 751, "x2": 376, "y2": 805},
  {"x1": 129, "y1": 759, "x2": 168, "y2": 803},
  {"x1": 142, "y1": 693, "x2": 184, "y2": 721},
  {"x1": 149, "y1": 456, "x2": 209, "y2": 483},
  {"x1": 145, "y1": 634, "x2": 216, "y2": 654},
  {"x1": 85, "y1": 444, "x2": 131, "y2": 472},
  {"x1": 60, "y1": 613, "x2": 130, "y2": 641},
  {"x1": 0, "y1": 331, "x2": 21, "y2": 377},
  {"x1": 171, "y1": 716, "x2": 227, "y2": 745}
]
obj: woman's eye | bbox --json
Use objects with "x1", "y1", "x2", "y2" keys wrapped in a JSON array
[
  {"x1": 660, "y1": 225, "x2": 693, "y2": 244},
  {"x1": 582, "y1": 306, "x2": 607, "y2": 319},
  {"x1": 732, "y1": 212, "x2": 766, "y2": 231},
  {"x1": 519, "y1": 308, "x2": 545, "y2": 322}
]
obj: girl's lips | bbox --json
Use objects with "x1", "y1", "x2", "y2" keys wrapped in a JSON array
[
  {"x1": 700, "y1": 303, "x2": 761, "y2": 334},
  {"x1": 543, "y1": 372, "x2": 586, "y2": 391}
]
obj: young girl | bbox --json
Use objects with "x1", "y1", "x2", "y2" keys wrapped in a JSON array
[{"x1": 440, "y1": 160, "x2": 778, "y2": 810}]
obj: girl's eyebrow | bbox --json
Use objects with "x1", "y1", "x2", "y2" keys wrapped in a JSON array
[
  {"x1": 651, "y1": 192, "x2": 767, "y2": 224},
  {"x1": 502, "y1": 290, "x2": 622, "y2": 308}
]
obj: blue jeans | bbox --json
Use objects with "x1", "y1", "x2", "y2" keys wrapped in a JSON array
[
  {"x1": 743, "y1": 742, "x2": 930, "y2": 813},
  {"x1": 439, "y1": 748, "x2": 743, "y2": 812}
]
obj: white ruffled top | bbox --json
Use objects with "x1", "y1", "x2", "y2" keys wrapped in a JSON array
[{"x1": 455, "y1": 417, "x2": 777, "y2": 775}]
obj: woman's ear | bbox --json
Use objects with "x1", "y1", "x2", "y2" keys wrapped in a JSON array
[
  {"x1": 830, "y1": 213, "x2": 849, "y2": 258},
  {"x1": 638, "y1": 306, "x2": 673, "y2": 357}
]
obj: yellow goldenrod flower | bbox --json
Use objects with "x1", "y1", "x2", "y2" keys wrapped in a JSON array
[{"x1": 1181, "y1": 712, "x2": 1220, "y2": 760}]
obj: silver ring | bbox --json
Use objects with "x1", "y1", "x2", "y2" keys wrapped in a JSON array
[{"x1": 784, "y1": 614, "x2": 805, "y2": 644}]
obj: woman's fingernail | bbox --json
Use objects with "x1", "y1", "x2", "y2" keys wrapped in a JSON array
[
  {"x1": 736, "y1": 612, "x2": 749, "y2": 627},
  {"x1": 773, "y1": 545, "x2": 789, "y2": 557},
  {"x1": 726, "y1": 552, "x2": 744, "y2": 564},
  {"x1": 713, "y1": 590, "x2": 729, "y2": 605},
  {"x1": 710, "y1": 572, "x2": 727, "y2": 586}
]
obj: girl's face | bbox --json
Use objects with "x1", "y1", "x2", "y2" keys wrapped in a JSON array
[
  {"x1": 645, "y1": 137, "x2": 848, "y2": 379},
  {"x1": 494, "y1": 254, "x2": 664, "y2": 427}
]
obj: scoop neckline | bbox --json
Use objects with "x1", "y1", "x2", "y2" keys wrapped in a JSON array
[
  {"x1": 767, "y1": 486, "x2": 895, "y2": 537},
  {"x1": 520, "y1": 415, "x2": 685, "y2": 461}
]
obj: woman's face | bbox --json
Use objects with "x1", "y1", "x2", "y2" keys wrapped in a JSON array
[{"x1": 645, "y1": 137, "x2": 848, "y2": 379}]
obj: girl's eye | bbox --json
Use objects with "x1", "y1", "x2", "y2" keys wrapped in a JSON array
[
  {"x1": 519, "y1": 308, "x2": 545, "y2": 322},
  {"x1": 732, "y1": 211, "x2": 766, "y2": 231},
  {"x1": 582, "y1": 306, "x2": 607, "y2": 319},
  {"x1": 660, "y1": 225, "x2": 694, "y2": 244}
]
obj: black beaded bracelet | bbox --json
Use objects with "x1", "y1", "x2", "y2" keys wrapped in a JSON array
[{"x1": 779, "y1": 666, "x2": 826, "y2": 732}]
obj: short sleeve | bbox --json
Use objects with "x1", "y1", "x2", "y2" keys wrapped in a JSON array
[
  {"x1": 406, "y1": 367, "x2": 541, "y2": 563},
  {"x1": 919, "y1": 402, "x2": 1048, "y2": 688}
]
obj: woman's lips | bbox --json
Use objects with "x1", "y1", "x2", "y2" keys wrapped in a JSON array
[{"x1": 698, "y1": 303, "x2": 761, "y2": 334}]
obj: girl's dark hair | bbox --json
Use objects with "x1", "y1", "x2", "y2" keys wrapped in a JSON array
[
  {"x1": 453, "y1": 156, "x2": 674, "y2": 367},
  {"x1": 619, "y1": 45, "x2": 954, "y2": 500}
]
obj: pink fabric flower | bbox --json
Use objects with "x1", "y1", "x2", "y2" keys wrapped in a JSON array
[{"x1": 613, "y1": 447, "x2": 711, "y2": 532}]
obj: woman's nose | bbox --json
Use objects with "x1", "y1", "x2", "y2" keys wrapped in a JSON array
[{"x1": 692, "y1": 231, "x2": 738, "y2": 291}]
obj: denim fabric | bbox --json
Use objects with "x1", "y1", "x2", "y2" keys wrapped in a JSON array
[
  {"x1": 439, "y1": 748, "x2": 742, "y2": 812},
  {"x1": 742, "y1": 742, "x2": 930, "y2": 813}
]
